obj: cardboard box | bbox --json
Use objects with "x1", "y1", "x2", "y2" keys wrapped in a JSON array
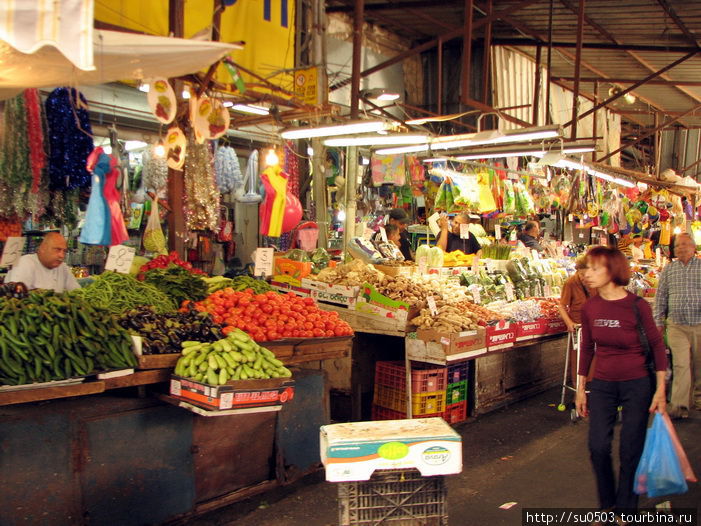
[
  {"x1": 170, "y1": 375, "x2": 295, "y2": 411},
  {"x1": 301, "y1": 278, "x2": 359, "y2": 307},
  {"x1": 516, "y1": 319, "x2": 548, "y2": 341},
  {"x1": 320, "y1": 417, "x2": 462, "y2": 482},
  {"x1": 356, "y1": 282, "x2": 412, "y2": 322},
  {"x1": 269, "y1": 280, "x2": 312, "y2": 297},
  {"x1": 406, "y1": 328, "x2": 487, "y2": 365},
  {"x1": 485, "y1": 320, "x2": 517, "y2": 351},
  {"x1": 272, "y1": 257, "x2": 313, "y2": 287},
  {"x1": 373, "y1": 264, "x2": 415, "y2": 277},
  {"x1": 544, "y1": 318, "x2": 567, "y2": 334}
]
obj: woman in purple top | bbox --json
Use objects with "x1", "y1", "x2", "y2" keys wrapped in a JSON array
[{"x1": 576, "y1": 246, "x2": 667, "y2": 517}]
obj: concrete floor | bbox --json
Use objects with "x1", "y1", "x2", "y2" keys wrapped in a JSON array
[{"x1": 190, "y1": 388, "x2": 701, "y2": 526}]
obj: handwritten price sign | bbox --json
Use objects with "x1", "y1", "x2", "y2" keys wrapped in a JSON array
[
  {"x1": 254, "y1": 247, "x2": 274, "y2": 277},
  {"x1": 0, "y1": 237, "x2": 26, "y2": 268},
  {"x1": 105, "y1": 245, "x2": 136, "y2": 274}
]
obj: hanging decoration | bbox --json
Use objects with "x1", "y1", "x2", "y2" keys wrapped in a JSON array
[
  {"x1": 213, "y1": 145, "x2": 243, "y2": 194},
  {"x1": 284, "y1": 141, "x2": 300, "y2": 198},
  {"x1": 147, "y1": 78, "x2": 177, "y2": 124},
  {"x1": 259, "y1": 164, "x2": 289, "y2": 238},
  {"x1": 194, "y1": 96, "x2": 230, "y2": 141},
  {"x1": 184, "y1": 133, "x2": 220, "y2": 231},
  {"x1": 166, "y1": 127, "x2": 187, "y2": 171},
  {"x1": 44, "y1": 87, "x2": 94, "y2": 191},
  {"x1": 0, "y1": 93, "x2": 31, "y2": 218},
  {"x1": 237, "y1": 149, "x2": 262, "y2": 203},
  {"x1": 142, "y1": 147, "x2": 169, "y2": 191},
  {"x1": 78, "y1": 147, "x2": 112, "y2": 246}
]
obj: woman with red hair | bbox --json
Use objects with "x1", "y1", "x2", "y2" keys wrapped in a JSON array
[{"x1": 575, "y1": 246, "x2": 667, "y2": 517}]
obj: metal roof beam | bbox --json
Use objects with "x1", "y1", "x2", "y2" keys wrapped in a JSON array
[
  {"x1": 490, "y1": 38, "x2": 699, "y2": 53},
  {"x1": 554, "y1": 77, "x2": 701, "y2": 87},
  {"x1": 326, "y1": 0, "x2": 463, "y2": 13},
  {"x1": 655, "y1": 0, "x2": 699, "y2": 49}
]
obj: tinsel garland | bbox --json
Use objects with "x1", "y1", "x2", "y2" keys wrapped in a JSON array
[
  {"x1": 284, "y1": 141, "x2": 300, "y2": 197},
  {"x1": 142, "y1": 148, "x2": 168, "y2": 191},
  {"x1": 0, "y1": 94, "x2": 31, "y2": 218},
  {"x1": 184, "y1": 133, "x2": 220, "y2": 231},
  {"x1": 24, "y1": 89, "x2": 46, "y2": 194},
  {"x1": 44, "y1": 87, "x2": 94, "y2": 191}
]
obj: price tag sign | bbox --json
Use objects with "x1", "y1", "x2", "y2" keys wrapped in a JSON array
[
  {"x1": 379, "y1": 226, "x2": 388, "y2": 243},
  {"x1": 568, "y1": 214, "x2": 574, "y2": 222},
  {"x1": 427, "y1": 295, "x2": 438, "y2": 316},
  {"x1": 656, "y1": 247, "x2": 661, "y2": 267},
  {"x1": 254, "y1": 247, "x2": 274, "y2": 277},
  {"x1": 494, "y1": 225, "x2": 502, "y2": 240},
  {"x1": 0, "y1": 236, "x2": 25, "y2": 267},
  {"x1": 471, "y1": 288, "x2": 481, "y2": 305},
  {"x1": 427, "y1": 212, "x2": 441, "y2": 236},
  {"x1": 459, "y1": 223, "x2": 470, "y2": 239},
  {"x1": 104, "y1": 245, "x2": 136, "y2": 274},
  {"x1": 417, "y1": 256, "x2": 428, "y2": 275},
  {"x1": 505, "y1": 282, "x2": 515, "y2": 301}
]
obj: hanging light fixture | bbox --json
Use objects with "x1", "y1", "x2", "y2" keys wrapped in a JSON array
[
  {"x1": 323, "y1": 134, "x2": 429, "y2": 147},
  {"x1": 280, "y1": 120, "x2": 391, "y2": 140}
]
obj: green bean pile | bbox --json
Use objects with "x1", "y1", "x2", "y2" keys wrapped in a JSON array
[{"x1": 71, "y1": 271, "x2": 176, "y2": 314}]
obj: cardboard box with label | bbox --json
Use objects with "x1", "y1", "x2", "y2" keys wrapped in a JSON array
[
  {"x1": 301, "y1": 278, "x2": 358, "y2": 307},
  {"x1": 485, "y1": 320, "x2": 517, "y2": 351},
  {"x1": 355, "y1": 282, "x2": 412, "y2": 322},
  {"x1": 320, "y1": 417, "x2": 462, "y2": 482},
  {"x1": 170, "y1": 375, "x2": 295, "y2": 411},
  {"x1": 272, "y1": 257, "x2": 313, "y2": 287},
  {"x1": 516, "y1": 319, "x2": 547, "y2": 341},
  {"x1": 544, "y1": 318, "x2": 567, "y2": 334},
  {"x1": 269, "y1": 280, "x2": 312, "y2": 297},
  {"x1": 406, "y1": 328, "x2": 487, "y2": 364}
]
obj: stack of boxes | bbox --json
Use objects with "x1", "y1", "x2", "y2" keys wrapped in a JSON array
[{"x1": 371, "y1": 361, "x2": 469, "y2": 424}]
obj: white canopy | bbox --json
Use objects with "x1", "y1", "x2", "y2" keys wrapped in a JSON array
[{"x1": 0, "y1": 29, "x2": 243, "y2": 99}]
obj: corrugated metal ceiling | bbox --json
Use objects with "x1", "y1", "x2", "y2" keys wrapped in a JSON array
[{"x1": 326, "y1": 0, "x2": 701, "y2": 127}]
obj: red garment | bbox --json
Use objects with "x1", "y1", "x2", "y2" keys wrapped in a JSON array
[
  {"x1": 103, "y1": 155, "x2": 129, "y2": 246},
  {"x1": 579, "y1": 292, "x2": 667, "y2": 381}
]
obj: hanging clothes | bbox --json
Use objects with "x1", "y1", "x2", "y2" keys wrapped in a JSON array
[
  {"x1": 102, "y1": 154, "x2": 129, "y2": 246},
  {"x1": 259, "y1": 166, "x2": 289, "y2": 238},
  {"x1": 78, "y1": 148, "x2": 112, "y2": 246}
]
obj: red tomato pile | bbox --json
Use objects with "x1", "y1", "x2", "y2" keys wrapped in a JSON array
[
  {"x1": 139, "y1": 251, "x2": 206, "y2": 276},
  {"x1": 189, "y1": 289, "x2": 354, "y2": 342},
  {"x1": 536, "y1": 298, "x2": 560, "y2": 320}
]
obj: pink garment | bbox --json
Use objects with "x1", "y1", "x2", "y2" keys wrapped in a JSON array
[
  {"x1": 259, "y1": 169, "x2": 276, "y2": 236},
  {"x1": 102, "y1": 155, "x2": 129, "y2": 246}
]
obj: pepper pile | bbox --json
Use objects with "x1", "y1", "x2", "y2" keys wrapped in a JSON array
[
  {"x1": 189, "y1": 289, "x2": 354, "y2": 342},
  {"x1": 142, "y1": 264, "x2": 209, "y2": 307},
  {"x1": 139, "y1": 251, "x2": 206, "y2": 276}
]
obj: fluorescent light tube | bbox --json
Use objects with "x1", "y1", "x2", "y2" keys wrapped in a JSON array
[
  {"x1": 281, "y1": 120, "x2": 389, "y2": 140},
  {"x1": 324, "y1": 134, "x2": 428, "y2": 147},
  {"x1": 375, "y1": 144, "x2": 430, "y2": 155},
  {"x1": 232, "y1": 104, "x2": 269, "y2": 115}
]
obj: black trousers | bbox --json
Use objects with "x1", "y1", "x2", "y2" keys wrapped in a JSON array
[{"x1": 588, "y1": 377, "x2": 653, "y2": 511}]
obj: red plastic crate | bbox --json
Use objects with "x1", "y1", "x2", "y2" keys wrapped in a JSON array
[
  {"x1": 373, "y1": 385, "x2": 447, "y2": 417},
  {"x1": 373, "y1": 384, "x2": 407, "y2": 413},
  {"x1": 446, "y1": 380, "x2": 468, "y2": 405},
  {"x1": 375, "y1": 361, "x2": 447, "y2": 394},
  {"x1": 447, "y1": 361, "x2": 469, "y2": 384},
  {"x1": 443, "y1": 401, "x2": 468, "y2": 424},
  {"x1": 371, "y1": 404, "x2": 407, "y2": 421}
]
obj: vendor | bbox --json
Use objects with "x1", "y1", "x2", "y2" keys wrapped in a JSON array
[
  {"x1": 630, "y1": 234, "x2": 645, "y2": 261},
  {"x1": 5, "y1": 232, "x2": 80, "y2": 293},
  {"x1": 437, "y1": 212, "x2": 482, "y2": 257},
  {"x1": 386, "y1": 208, "x2": 413, "y2": 260},
  {"x1": 517, "y1": 221, "x2": 544, "y2": 252}
]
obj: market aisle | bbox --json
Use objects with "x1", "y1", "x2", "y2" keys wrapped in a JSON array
[{"x1": 189, "y1": 388, "x2": 701, "y2": 526}]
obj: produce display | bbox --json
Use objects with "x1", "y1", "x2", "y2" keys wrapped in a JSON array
[
  {"x1": 173, "y1": 328, "x2": 292, "y2": 385},
  {"x1": 71, "y1": 271, "x2": 176, "y2": 314},
  {"x1": 481, "y1": 244, "x2": 512, "y2": 260},
  {"x1": 442, "y1": 250, "x2": 474, "y2": 267},
  {"x1": 138, "y1": 251, "x2": 207, "y2": 276},
  {"x1": 118, "y1": 305, "x2": 223, "y2": 354},
  {"x1": 411, "y1": 301, "x2": 480, "y2": 333},
  {"x1": 0, "y1": 281, "x2": 28, "y2": 299},
  {"x1": 536, "y1": 298, "x2": 561, "y2": 320},
  {"x1": 415, "y1": 244, "x2": 444, "y2": 267},
  {"x1": 486, "y1": 299, "x2": 543, "y2": 323},
  {"x1": 460, "y1": 269, "x2": 515, "y2": 304},
  {"x1": 0, "y1": 292, "x2": 137, "y2": 385},
  {"x1": 192, "y1": 289, "x2": 354, "y2": 342},
  {"x1": 410, "y1": 274, "x2": 468, "y2": 304},
  {"x1": 454, "y1": 301, "x2": 503, "y2": 324},
  {"x1": 316, "y1": 259, "x2": 382, "y2": 287},
  {"x1": 142, "y1": 264, "x2": 209, "y2": 306}
]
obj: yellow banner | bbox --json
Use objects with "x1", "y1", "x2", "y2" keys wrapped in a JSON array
[{"x1": 95, "y1": 0, "x2": 295, "y2": 88}]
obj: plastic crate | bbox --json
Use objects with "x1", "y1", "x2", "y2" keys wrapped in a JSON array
[
  {"x1": 371, "y1": 404, "x2": 406, "y2": 421},
  {"x1": 374, "y1": 386, "x2": 446, "y2": 416},
  {"x1": 446, "y1": 361, "x2": 469, "y2": 384},
  {"x1": 443, "y1": 401, "x2": 468, "y2": 425},
  {"x1": 338, "y1": 469, "x2": 448, "y2": 526},
  {"x1": 445, "y1": 380, "x2": 468, "y2": 405},
  {"x1": 375, "y1": 361, "x2": 447, "y2": 394}
]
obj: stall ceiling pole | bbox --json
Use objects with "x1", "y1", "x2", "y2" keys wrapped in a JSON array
[
  {"x1": 564, "y1": 51, "x2": 697, "y2": 130},
  {"x1": 532, "y1": 44, "x2": 542, "y2": 126},
  {"x1": 545, "y1": 0, "x2": 554, "y2": 125},
  {"x1": 350, "y1": 0, "x2": 364, "y2": 119},
  {"x1": 342, "y1": 146, "x2": 359, "y2": 256},
  {"x1": 553, "y1": 77, "x2": 701, "y2": 87},
  {"x1": 311, "y1": 0, "x2": 329, "y2": 249},
  {"x1": 592, "y1": 81, "x2": 598, "y2": 162},
  {"x1": 328, "y1": 0, "x2": 540, "y2": 92},
  {"x1": 492, "y1": 38, "x2": 699, "y2": 53},
  {"x1": 481, "y1": 0, "x2": 492, "y2": 105},
  {"x1": 680, "y1": 156, "x2": 701, "y2": 175},
  {"x1": 654, "y1": 0, "x2": 699, "y2": 48},
  {"x1": 167, "y1": 0, "x2": 186, "y2": 257},
  {"x1": 654, "y1": 112, "x2": 662, "y2": 175},
  {"x1": 570, "y1": 0, "x2": 585, "y2": 140},
  {"x1": 598, "y1": 103, "x2": 701, "y2": 163},
  {"x1": 437, "y1": 36, "x2": 444, "y2": 115},
  {"x1": 462, "y1": 97, "x2": 532, "y2": 128},
  {"x1": 460, "y1": 0, "x2": 474, "y2": 105}
]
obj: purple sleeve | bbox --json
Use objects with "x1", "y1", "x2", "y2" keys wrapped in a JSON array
[
  {"x1": 578, "y1": 300, "x2": 595, "y2": 376},
  {"x1": 639, "y1": 300, "x2": 668, "y2": 372}
]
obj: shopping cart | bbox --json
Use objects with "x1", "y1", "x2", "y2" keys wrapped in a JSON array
[{"x1": 557, "y1": 326, "x2": 582, "y2": 422}]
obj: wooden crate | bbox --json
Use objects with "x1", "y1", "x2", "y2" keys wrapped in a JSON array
[
  {"x1": 137, "y1": 353, "x2": 181, "y2": 370},
  {"x1": 266, "y1": 336, "x2": 353, "y2": 366}
]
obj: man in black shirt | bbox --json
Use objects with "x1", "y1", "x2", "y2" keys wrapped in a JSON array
[{"x1": 436, "y1": 213, "x2": 482, "y2": 256}]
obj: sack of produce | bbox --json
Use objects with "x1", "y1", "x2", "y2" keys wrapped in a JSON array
[{"x1": 143, "y1": 198, "x2": 167, "y2": 254}]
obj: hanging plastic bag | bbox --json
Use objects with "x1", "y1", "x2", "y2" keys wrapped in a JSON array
[
  {"x1": 661, "y1": 412, "x2": 697, "y2": 483},
  {"x1": 142, "y1": 198, "x2": 167, "y2": 255},
  {"x1": 634, "y1": 413, "x2": 688, "y2": 498}
]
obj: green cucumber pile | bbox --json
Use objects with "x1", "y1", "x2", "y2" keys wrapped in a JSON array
[
  {"x1": 0, "y1": 292, "x2": 138, "y2": 386},
  {"x1": 174, "y1": 329, "x2": 292, "y2": 385}
]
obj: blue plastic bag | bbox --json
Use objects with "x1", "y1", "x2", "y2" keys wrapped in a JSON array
[{"x1": 634, "y1": 413, "x2": 688, "y2": 498}]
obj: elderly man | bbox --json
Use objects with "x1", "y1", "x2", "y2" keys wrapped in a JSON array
[
  {"x1": 5, "y1": 232, "x2": 79, "y2": 293},
  {"x1": 654, "y1": 233, "x2": 701, "y2": 419},
  {"x1": 517, "y1": 221, "x2": 544, "y2": 252}
]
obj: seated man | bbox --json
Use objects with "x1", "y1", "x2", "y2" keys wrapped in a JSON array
[{"x1": 5, "y1": 232, "x2": 79, "y2": 293}]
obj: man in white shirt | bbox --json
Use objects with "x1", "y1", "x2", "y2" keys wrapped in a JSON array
[
  {"x1": 630, "y1": 235, "x2": 645, "y2": 262},
  {"x1": 5, "y1": 232, "x2": 79, "y2": 292}
]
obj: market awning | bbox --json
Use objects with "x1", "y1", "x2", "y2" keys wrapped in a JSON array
[{"x1": 0, "y1": 29, "x2": 243, "y2": 99}]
